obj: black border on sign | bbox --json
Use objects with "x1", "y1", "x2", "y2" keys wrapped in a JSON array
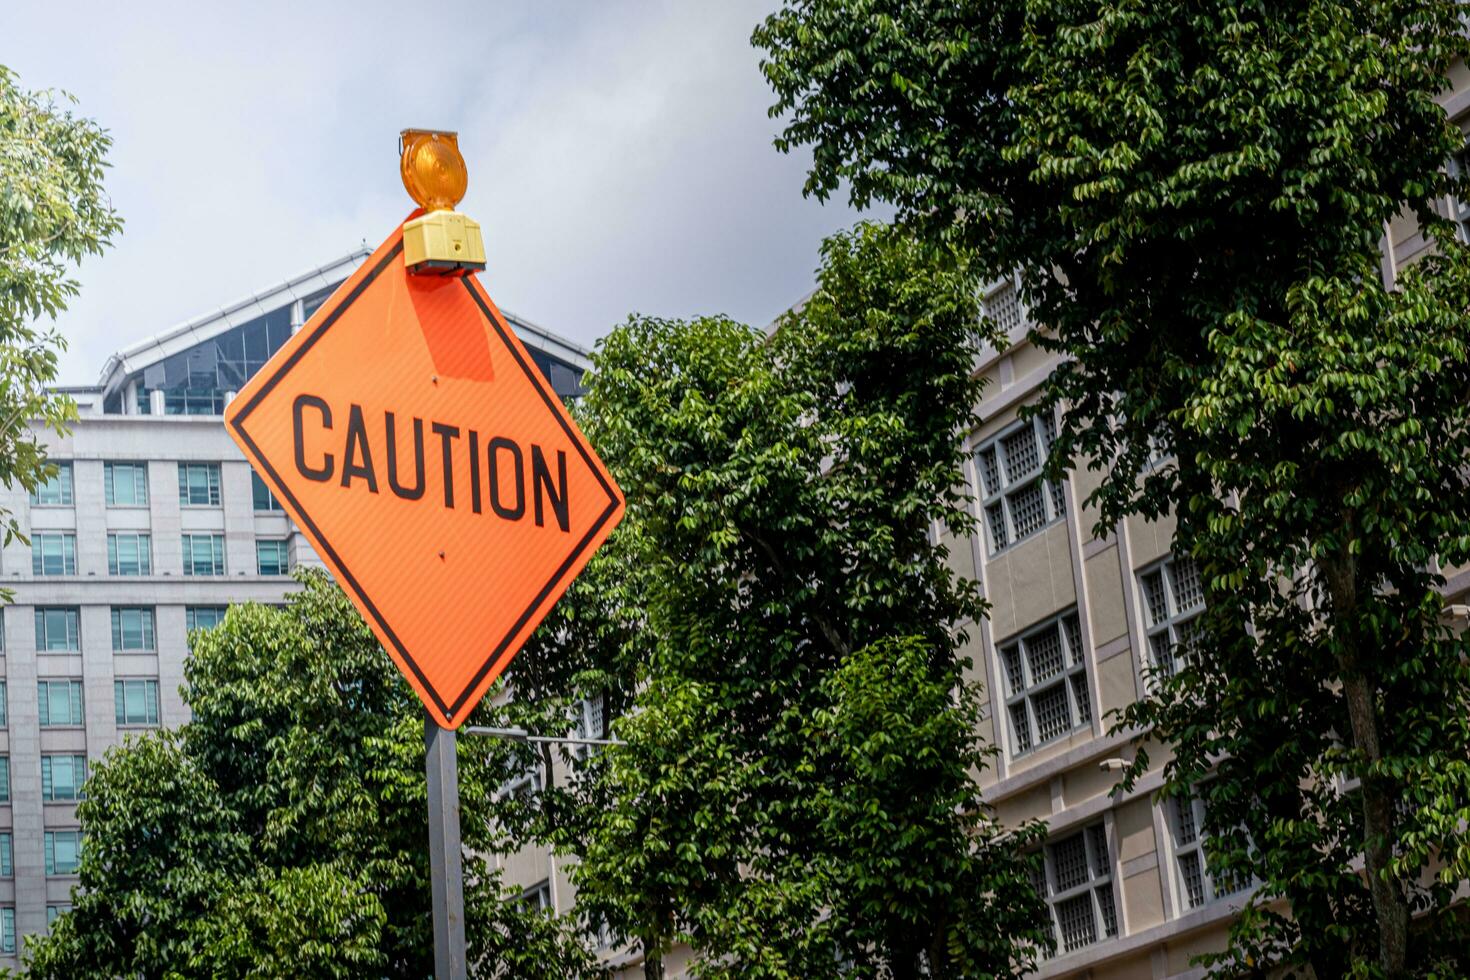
[{"x1": 228, "y1": 243, "x2": 622, "y2": 720}]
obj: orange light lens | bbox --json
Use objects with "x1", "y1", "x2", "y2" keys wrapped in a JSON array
[{"x1": 400, "y1": 130, "x2": 468, "y2": 212}]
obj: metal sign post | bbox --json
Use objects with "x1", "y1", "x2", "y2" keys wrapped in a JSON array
[
  {"x1": 225, "y1": 130, "x2": 624, "y2": 980},
  {"x1": 426, "y1": 714, "x2": 467, "y2": 980}
]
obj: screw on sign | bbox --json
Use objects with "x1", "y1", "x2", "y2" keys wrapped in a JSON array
[{"x1": 224, "y1": 130, "x2": 623, "y2": 979}]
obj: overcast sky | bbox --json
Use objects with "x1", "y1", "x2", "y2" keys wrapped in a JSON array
[{"x1": 1, "y1": 1, "x2": 873, "y2": 385}]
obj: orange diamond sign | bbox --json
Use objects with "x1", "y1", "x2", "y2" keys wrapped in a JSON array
[{"x1": 225, "y1": 217, "x2": 624, "y2": 728}]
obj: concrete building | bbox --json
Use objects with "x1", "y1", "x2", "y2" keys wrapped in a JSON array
[
  {"x1": 0, "y1": 249, "x2": 591, "y2": 968},
  {"x1": 497, "y1": 74, "x2": 1470, "y2": 980}
]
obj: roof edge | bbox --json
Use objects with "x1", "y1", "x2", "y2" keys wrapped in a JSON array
[{"x1": 96, "y1": 246, "x2": 374, "y2": 390}]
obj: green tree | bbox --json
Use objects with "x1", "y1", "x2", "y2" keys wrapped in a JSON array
[
  {"x1": 517, "y1": 223, "x2": 1050, "y2": 977},
  {"x1": 0, "y1": 64, "x2": 120, "y2": 575},
  {"x1": 25, "y1": 572, "x2": 593, "y2": 979},
  {"x1": 755, "y1": 1, "x2": 1470, "y2": 975}
]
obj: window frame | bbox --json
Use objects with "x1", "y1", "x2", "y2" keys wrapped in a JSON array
[
  {"x1": 252, "y1": 471, "x2": 283, "y2": 512},
  {"x1": 0, "y1": 906, "x2": 12, "y2": 955},
  {"x1": 29, "y1": 462, "x2": 74, "y2": 507},
  {"x1": 1137, "y1": 555, "x2": 1206, "y2": 678},
  {"x1": 981, "y1": 274, "x2": 1028, "y2": 337},
  {"x1": 256, "y1": 538, "x2": 290, "y2": 575},
  {"x1": 1447, "y1": 145, "x2": 1470, "y2": 242},
  {"x1": 103, "y1": 461, "x2": 149, "y2": 507},
  {"x1": 31, "y1": 533, "x2": 77, "y2": 576},
  {"x1": 519, "y1": 879, "x2": 553, "y2": 913},
  {"x1": 177, "y1": 462, "x2": 222, "y2": 507},
  {"x1": 34, "y1": 607, "x2": 80, "y2": 652},
  {"x1": 111, "y1": 607, "x2": 157, "y2": 652},
  {"x1": 973, "y1": 414, "x2": 1066, "y2": 557},
  {"x1": 107, "y1": 532, "x2": 153, "y2": 576},
  {"x1": 501, "y1": 753, "x2": 545, "y2": 801},
  {"x1": 37, "y1": 680, "x2": 84, "y2": 727},
  {"x1": 1164, "y1": 789, "x2": 1254, "y2": 914},
  {"x1": 114, "y1": 678, "x2": 161, "y2": 727},
  {"x1": 997, "y1": 610, "x2": 1093, "y2": 757},
  {"x1": 181, "y1": 533, "x2": 226, "y2": 576},
  {"x1": 1038, "y1": 821, "x2": 1119, "y2": 956},
  {"x1": 41, "y1": 754, "x2": 88, "y2": 802},
  {"x1": 43, "y1": 830, "x2": 82, "y2": 876},
  {"x1": 185, "y1": 605, "x2": 228, "y2": 635},
  {"x1": 572, "y1": 693, "x2": 608, "y2": 765}
]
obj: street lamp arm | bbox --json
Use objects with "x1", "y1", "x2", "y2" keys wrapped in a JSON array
[{"x1": 461, "y1": 725, "x2": 628, "y2": 747}]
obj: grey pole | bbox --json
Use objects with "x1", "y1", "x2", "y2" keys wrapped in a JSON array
[{"x1": 425, "y1": 713, "x2": 467, "y2": 980}]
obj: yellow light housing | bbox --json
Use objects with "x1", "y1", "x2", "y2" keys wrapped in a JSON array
[{"x1": 399, "y1": 129, "x2": 485, "y2": 276}]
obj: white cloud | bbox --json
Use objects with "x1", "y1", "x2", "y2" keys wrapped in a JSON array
[{"x1": 1, "y1": 0, "x2": 874, "y2": 384}]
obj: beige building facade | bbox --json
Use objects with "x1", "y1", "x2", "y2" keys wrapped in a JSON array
[{"x1": 499, "y1": 63, "x2": 1470, "y2": 980}]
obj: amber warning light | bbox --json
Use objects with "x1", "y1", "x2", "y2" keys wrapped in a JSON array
[{"x1": 399, "y1": 129, "x2": 486, "y2": 276}]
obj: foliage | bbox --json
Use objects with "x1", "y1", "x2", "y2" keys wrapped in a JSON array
[
  {"x1": 756, "y1": 1, "x2": 1470, "y2": 975},
  {"x1": 0, "y1": 64, "x2": 120, "y2": 575},
  {"x1": 512, "y1": 222, "x2": 1050, "y2": 978},
  {"x1": 25, "y1": 572, "x2": 593, "y2": 979}
]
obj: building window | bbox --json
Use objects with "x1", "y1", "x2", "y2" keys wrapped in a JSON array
[
  {"x1": 104, "y1": 462, "x2": 149, "y2": 506},
  {"x1": 31, "y1": 533, "x2": 77, "y2": 576},
  {"x1": 1448, "y1": 146, "x2": 1470, "y2": 242},
  {"x1": 1139, "y1": 556, "x2": 1206, "y2": 677},
  {"x1": 38, "y1": 680, "x2": 83, "y2": 727},
  {"x1": 0, "y1": 834, "x2": 10, "y2": 877},
  {"x1": 572, "y1": 694, "x2": 607, "y2": 764},
  {"x1": 1038, "y1": 822, "x2": 1118, "y2": 955},
  {"x1": 0, "y1": 680, "x2": 7, "y2": 728},
  {"x1": 46, "y1": 905, "x2": 69, "y2": 927},
  {"x1": 44, "y1": 831, "x2": 82, "y2": 876},
  {"x1": 256, "y1": 539, "x2": 290, "y2": 575},
  {"x1": 519, "y1": 880, "x2": 553, "y2": 913},
  {"x1": 182, "y1": 534, "x2": 225, "y2": 575},
  {"x1": 974, "y1": 415, "x2": 1065, "y2": 555},
  {"x1": 111, "y1": 607, "x2": 156, "y2": 651},
  {"x1": 107, "y1": 532, "x2": 153, "y2": 576},
  {"x1": 178, "y1": 463, "x2": 222, "y2": 506},
  {"x1": 982, "y1": 275, "x2": 1027, "y2": 335},
  {"x1": 0, "y1": 758, "x2": 11, "y2": 803},
  {"x1": 0, "y1": 908, "x2": 12, "y2": 955},
  {"x1": 301, "y1": 287, "x2": 333, "y2": 321},
  {"x1": 115, "y1": 679, "x2": 160, "y2": 726},
  {"x1": 1167, "y1": 794, "x2": 1251, "y2": 910},
  {"x1": 998, "y1": 611, "x2": 1091, "y2": 755},
  {"x1": 186, "y1": 605, "x2": 228, "y2": 634},
  {"x1": 502, "y1": 755, "x2": 544, "y2": 801},
  {"x1": 252, "y1": 471, "x2": 283, "y2": 512},
  {"x1": 41, "y1": 754, "x2": 87, "y2": 802},
  {"x1": 34, "y1": 608, "x2": 80, "y2": 652},
  {"x1": 136, "y1": 309, "x2": 294, "y2": 417},
  {"x1": 30, "y1": 462, "x2": 74, "y2": 506}
]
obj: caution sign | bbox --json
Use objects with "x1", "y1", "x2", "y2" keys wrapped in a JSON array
[{"x1": 225, "y1": 217, "x2": 624, "y2": 728}]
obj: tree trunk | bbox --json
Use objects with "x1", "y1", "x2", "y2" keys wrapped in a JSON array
[
  {"x1": 641, "y1": 922, "x2": 668, "y2": 980},
  {"x1": 1341, "y1": 673, "x2": 1408, "y2": 977},
  {"x1": 1320, "y1": 548, "x2": 1409, "y2": 978}
]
